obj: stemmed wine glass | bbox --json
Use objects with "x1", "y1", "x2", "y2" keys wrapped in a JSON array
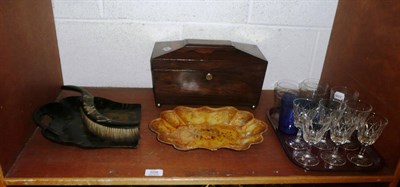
[
  {"x1": 330, "y1": 86, "x2": 360, "y2": 151},
  {"x1": 320, "y1": 109, "x2": 356, "y2": 166},
  {"x1": 293, "y1": 98, "x2": 331, "y2": 167},
  {"x1": 299, "y1": 78, "x2": 332, "y2": 150},
  {"x1": 347, "y1": 113, "x2": 388, "y2": 167},
  {"x1": 285, "y1": 98, "x2": 311, "y2": 151},
  {"x1": 340, "y1": 100, "x2": 373, "y2": 151}
]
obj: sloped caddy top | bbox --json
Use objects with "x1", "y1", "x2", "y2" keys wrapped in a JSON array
[{"x1": 151, "y1": 39, "x2": 268, "y2": 71}]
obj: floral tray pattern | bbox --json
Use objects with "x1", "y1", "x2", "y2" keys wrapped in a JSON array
[{"x1": 149, "y1": 106, "x2": 267, "y2": 151}]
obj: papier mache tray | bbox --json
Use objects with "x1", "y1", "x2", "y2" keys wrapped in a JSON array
[
  {"x1": 149, "y1": 106, "x2": 267, "y2": 151},
  {"x1": 267, "y1": 107, "x2": 384, "y2": 171}
]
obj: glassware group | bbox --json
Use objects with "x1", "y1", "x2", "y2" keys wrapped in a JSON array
[{"x1": 274, "y1": 78, "x2": 388, "y2": 167}]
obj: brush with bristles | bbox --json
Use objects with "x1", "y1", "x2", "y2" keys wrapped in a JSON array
[{"x1": 62, "y1": 85, "x2": 140, "y2": 143}]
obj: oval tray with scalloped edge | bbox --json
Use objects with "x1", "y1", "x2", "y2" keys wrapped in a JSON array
[{"x1": 149, "y1": 106, "x2": 267, "y2": 151}]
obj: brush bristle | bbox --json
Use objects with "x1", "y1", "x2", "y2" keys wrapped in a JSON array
[{"x1": 81, "y1": 110, "x2": 139, "y2": 142}]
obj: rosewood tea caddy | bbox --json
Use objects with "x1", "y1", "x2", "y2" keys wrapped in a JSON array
[{"x1": 151, "y1": 39, "x2": 268, "y2": 108}]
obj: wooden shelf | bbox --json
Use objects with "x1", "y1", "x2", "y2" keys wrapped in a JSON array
[
  {"x1": 3, "y1": 88, "x2": 397, "y2": 186},
  {"x1": 1, "y1": 1, "x2": 399, "y2": 186}
]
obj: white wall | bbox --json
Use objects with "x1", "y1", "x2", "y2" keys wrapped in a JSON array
[{"x1": 52, "y1": 0, "x2": 338, "y2": 89}]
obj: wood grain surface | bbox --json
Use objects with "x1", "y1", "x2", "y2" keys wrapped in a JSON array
[
  {"x1": 0, "y1": 0, "x2": 63, "y2": 173},
  {"x1": 320, "y1": 1, "x2": 400, "y2": 186},
  {"x1": 3, "y1": 88, "x2": 398, "y2": 186}
]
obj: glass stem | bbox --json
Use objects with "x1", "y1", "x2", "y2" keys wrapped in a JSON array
[
  {"x1": 295, "y1": 129, "x2": 302, "y2": 142},
  {"x1": 306, "y1": 143, "x2": 313, "y2": 155},
  {"x1": 358, "y1": 146, "x2": 367, "y2": 157},
  {"x1": 320, "y1": 132, "x2": 327, "y2": 143},
  {"x1": 332, "y1": 145, "x2": 339, "y2": 156}
]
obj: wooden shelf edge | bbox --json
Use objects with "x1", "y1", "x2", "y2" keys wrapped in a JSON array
[
  {"x1": 3, "y1": 89, "x2": 398, "y2": 186},
  {"x1": 1, "y1": 166, "x2": 5, "y2": 187},
  {"x1": 4, "y1": 175, "x2": 395, "y2": 186},
  {"x1": 391, "y1": 161, "x2": 400, "y2": 187}
]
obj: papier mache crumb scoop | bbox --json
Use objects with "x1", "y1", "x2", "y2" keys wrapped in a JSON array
[{"x1": 62, "y1": 85, "x2": 141, "y2": 143}]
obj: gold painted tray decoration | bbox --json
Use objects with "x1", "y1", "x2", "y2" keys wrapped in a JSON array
[{"x1": 149, "y1": 106, "x2": 267, "y2": 151}]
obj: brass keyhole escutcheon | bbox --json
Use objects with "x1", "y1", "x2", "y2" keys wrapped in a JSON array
[{"x1": 205, "y1": 73, "x2": 213, "y2": 81}]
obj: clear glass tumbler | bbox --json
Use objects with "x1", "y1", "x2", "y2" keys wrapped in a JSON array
[
  {"x1": 274, "y1": 79, "x2": 299, "y2": 108},
  {"x1": 299, "y1": 78, "x2": 329, "y2": 102}
]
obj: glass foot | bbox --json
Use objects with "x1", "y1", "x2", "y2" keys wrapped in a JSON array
[
  {"x1": 293, "y1": 151, "x2": 320, "y2": 167},
  {"x1": 340, "y1": 141, "x2": 359, "y2": 151},
  {"x1": 314, "y1": 140, "x2": 334, "y2": 150},
  {"x1": 347, "y1": 152, "x2": 373, "y2": 167},
  {"x1": 285, "y1": 137, "x2": 308, "y2": 151},
  {"x1": 320, "y1": 151, "x2": 346, "y2": 166}
]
